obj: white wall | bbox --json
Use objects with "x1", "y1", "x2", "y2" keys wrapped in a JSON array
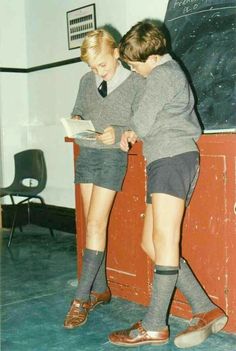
[
  {"x1": 0, "y1": 0, "x2": 169, "y2": 208},
  {"x1": 126, "y1": 0, "x2": 169, "y2": 30},
  {"x1": 0, "y1": 0, "x2": 29, "y2": 196},
  {"x1": 0, "y1": 0, "x2": 28, "y2": 68},
  {"x1": 0, "y1": 73, "x2": 29, "y2": 176}
]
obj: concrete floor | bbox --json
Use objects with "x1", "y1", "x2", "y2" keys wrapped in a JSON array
[{"x1": 1, "y1": 225, "x2": 236, "y2": 351}]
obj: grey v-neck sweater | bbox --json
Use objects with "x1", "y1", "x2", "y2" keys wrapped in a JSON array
[
  {"x1": 129, "y1": 55, "x2": 202, "y2": 165},
  {"x1": 72, "y1": 70, "x2": 145, "y2": 149}
]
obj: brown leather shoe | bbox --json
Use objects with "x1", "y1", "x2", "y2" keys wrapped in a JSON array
[
  {"x1": 108, "y1": 320, "x2": 169, "y2": 347},
  {"x1": 64, "y1": 299, "x2": 90, "y2": 329},
  {"x1": 174, "y1": 307, "x2": 228, "y2": 348},
  {"x1": 89, "y1": 288, "x2": 111, "y2": 311}
]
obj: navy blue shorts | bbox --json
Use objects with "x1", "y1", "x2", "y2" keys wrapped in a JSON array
[
  {"x1": 146, "y1": 151, "x2": 200, "y2": 206},
  {"x1": 75, "y1": 147, "x2": 128, "y2": 192}
]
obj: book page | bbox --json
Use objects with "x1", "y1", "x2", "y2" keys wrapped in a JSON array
[{"x1": 61, "y1": 118, "x2": 96, "y2": 138}]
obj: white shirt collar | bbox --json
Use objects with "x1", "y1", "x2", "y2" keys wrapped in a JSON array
[
  {"x1": 96, "y1": 61, "x2": 131, "y2": 94},
  {"x1": 156, "y1": 53, "x2": 172, "y2": 66}
]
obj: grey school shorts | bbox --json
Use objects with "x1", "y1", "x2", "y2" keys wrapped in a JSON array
[
  {"x1": 75, "y1": 147, "x2": 128, "y2": 192},
  {"x1": 146, "y1": 151, "x2": 200, "y2": 206}
]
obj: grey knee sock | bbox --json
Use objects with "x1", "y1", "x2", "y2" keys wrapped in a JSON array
[
  {"x1": 91, "y1": 250, "x2": 108, "y2": 293},
  {"x1": 176, "y1": 257, "x2": 215, "y2": 314},
  {"x1": 75, "y1": 248, "x2": 104, "y2": 301},
  {"x1": 141, "y1": 265, "x2": 179, "y2": 331}
]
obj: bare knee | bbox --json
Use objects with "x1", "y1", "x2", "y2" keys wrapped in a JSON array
[
  {"x1": 86, "y1": 218, "x2": 107, "y2": 239},
  {"x1": 85, "y1": 219, "x2": 107, "y2": 251},
  {"x1": 154, "y1": 222, "x2": 181, "y2": 246},
  {"x1": 87, "y1": 219, "x2": 106, "y2": 233}
]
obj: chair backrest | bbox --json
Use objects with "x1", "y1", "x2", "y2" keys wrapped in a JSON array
[{"x1": 12, "y1": 149, "x2": 47, "y2": 195}]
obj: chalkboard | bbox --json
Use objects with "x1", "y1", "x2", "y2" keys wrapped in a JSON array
[{"x1": 164, "y1": 0, "x2": 236, "y2": 132}]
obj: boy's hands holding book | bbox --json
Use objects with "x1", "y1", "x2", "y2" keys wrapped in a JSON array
[
  {"x1": 96, "y1": 127, "x2": 115, "y2": 145},
  {"x1": 61, "y1": 117, "x2": 99, "y2": 139},
  {"x1": 61, "y1": 117, "x2": 115, "y2": 143}
]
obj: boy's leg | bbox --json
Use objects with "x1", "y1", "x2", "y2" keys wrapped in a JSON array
[
  {"x1": 141, "y1": 194, "x2": 184, "y2": 330},
  {"x1": 141, "y1": 201, "x2": 228, "y2": 348},
  {"x1": 177, "y1": 258, "x2": 215, "y2": 314},
  {"x1": 77, "y1": 185, "x2": 115, "y2": 300},
  {"x1": 109, "y1": 194, "x2": 184, "y2": 346},
  {"x1": 82, "y1": 185, "x2": 115, "y2": 310},
  {"x1": 75, "y1": 248, "x2": 104, "y2": 301},
  {"x1": 91, "y1": 250, "x2": 108, "y2": 293},
  {"x1": 174, "y1": 258, "x2": 228, "y2": 348},
  {"x1": 141, "y1": 210, "x2": 216, "y2": 314},
  {"x1": 90, "y1": 249, "x2": 111, "y2": 310},
  {"x1": 83, "y1": 185, "x2": 116, "y2": 252},
  {"x1": 64, "y1": 185, "x2": 115, "y2": 328},
  {"x1": 142, "y1": 206, "x2": 221, "y2": 310}
]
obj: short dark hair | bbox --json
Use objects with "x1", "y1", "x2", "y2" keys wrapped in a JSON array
[{"x1": 119, "y1": 21, "x2": 167, "y2": 62}]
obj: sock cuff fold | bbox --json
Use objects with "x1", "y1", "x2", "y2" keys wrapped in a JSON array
[{"x1": 154, "y1": 265, "x2": 179, "y2": 275}]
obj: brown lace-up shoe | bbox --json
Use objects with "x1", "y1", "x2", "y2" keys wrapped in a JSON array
[
  {"x1": 108, "y1": 320, "x2": 169, "y2": 347},
  {"x1": 89, "y1": 288, "x2": 111, "y2": 311},
  {"x1": 174, "y1": 307, "x2": 228, "y2": 348},
  {"x1": 64, "y1": 299, "x2": 90, "y2": 329}
]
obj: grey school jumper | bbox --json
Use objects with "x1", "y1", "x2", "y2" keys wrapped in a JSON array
[
  {"x1": 129, "y1": 54, "x2": 202, "y2": 166},
  {"x1": 71, "y1": 69, "x2": 144, "y2": 149}
]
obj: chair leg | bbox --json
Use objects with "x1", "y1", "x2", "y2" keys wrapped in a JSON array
[
  {"x1": 8, "y1": 209, "x2": 18, "y2": 248},
  {"x1": 27, "y1": 200, "x2": 31, "y2": 224},
  {"x1": 49, "y1": 227, "x2": 55, "y2": 238},
  {"x1": 8, "y1": 228, "x2": 14, "y2": 248}
]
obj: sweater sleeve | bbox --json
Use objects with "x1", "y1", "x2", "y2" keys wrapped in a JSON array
[
  {"x1": 71, "y1": 76, "x2": 85, "y2": 117},
  {"x1": 112, "y1": 73, "x2": 146, "y2": 143},
  {"x1": 129, "y1": 69, "x2": 171, "y2": 138}
]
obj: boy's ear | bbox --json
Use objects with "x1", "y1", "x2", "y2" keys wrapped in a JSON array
[
  {"x1": 147, "y1": 55, "x2": 161, "y2": 65},
  {"x1": 113, "y1": 48, "x2": 119, "y2": 59},
  {"x1": 147, "y1": 55, "x2": 157, "y2": 63}
]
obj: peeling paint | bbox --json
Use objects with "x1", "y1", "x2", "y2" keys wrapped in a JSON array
[{"x1": 107, "y1": 267, "x2": 136, "y2": 277}]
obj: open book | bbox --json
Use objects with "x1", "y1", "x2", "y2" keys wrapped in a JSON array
[{"x1": 61, "y1": 117, "x2": 101, "y2": 140}]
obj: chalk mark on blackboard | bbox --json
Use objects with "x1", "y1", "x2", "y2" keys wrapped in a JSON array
[{"x1": 167, "y1": 5, "x2": 236, "y2": 22}]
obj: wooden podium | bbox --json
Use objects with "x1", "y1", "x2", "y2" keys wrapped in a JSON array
[{"x1": 67, "y1": 134, "x2": 236, "y2": 332}]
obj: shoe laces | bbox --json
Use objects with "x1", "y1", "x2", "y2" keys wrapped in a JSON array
[{"x1": 72, "y1": 300, "x2": 88, "y2": 313}]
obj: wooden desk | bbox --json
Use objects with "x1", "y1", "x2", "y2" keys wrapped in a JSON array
[{"x1": 67, "y1": 134, "x2": 236, "y2": 332}]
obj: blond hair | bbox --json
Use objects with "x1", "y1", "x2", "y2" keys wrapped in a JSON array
[{"x1": 81, "y1": 29, "x2": 117, "y2": 63}]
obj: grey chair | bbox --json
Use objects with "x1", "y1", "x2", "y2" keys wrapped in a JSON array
[{"x1": 0, "y1": 149, "x2": 54, "y2": 247}]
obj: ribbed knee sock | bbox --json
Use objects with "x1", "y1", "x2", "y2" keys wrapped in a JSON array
[
  {"x1": 91, "y1": 250, "x2": 108, "y2": 293},
  {"x1": 75, "y1": 248, "x2": 104, "y2": 301},
  {"x1": 132, "y1": 265, "x2": 178, "y2": 335},
  {"x1": 176, "y1": 257, "x2": 215, "y2": 314}
]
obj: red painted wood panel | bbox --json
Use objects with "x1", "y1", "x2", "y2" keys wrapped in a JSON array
[{"x1": 67, "y1": 134, "x2": 236, "y2": 332}]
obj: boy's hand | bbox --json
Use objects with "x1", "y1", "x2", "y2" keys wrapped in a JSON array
[
  {"x1": 120, "y1": 131, "x2": 137, "y2": 152},
  {"x1": 71, "y1": 115, "x2": 81, "y2": 120},
  {"x1": 97, "y1": 126, "x2": 115, "y2": 145}
]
